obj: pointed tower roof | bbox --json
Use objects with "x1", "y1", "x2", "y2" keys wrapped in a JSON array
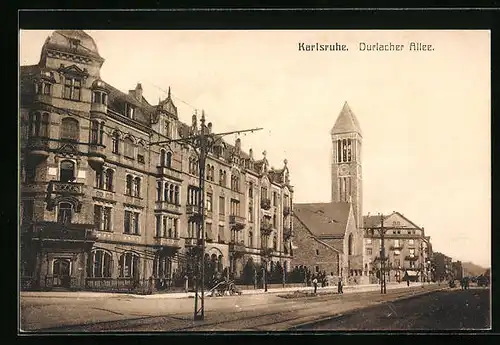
[{"x1": 331, "y1": 102, "x2": 362, "y2": 136}]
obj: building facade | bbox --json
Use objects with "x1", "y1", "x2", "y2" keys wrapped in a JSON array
[
  {"x1": 363, "y1": 212, "x2": 433, "y2": 283},
  {"x1": 20, "y1": 30, "x2": 294, "y2": 292}
]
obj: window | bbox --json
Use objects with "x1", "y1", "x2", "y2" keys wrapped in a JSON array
[
  {"x1": 166, "y1": 152, "x2": 172, "y2": 168},
  {"x1": 273, "y1": 192, "x2": 278, "y2": 206},
  {"x1": 348, "y1": 233, "x2": 354, "y2": 255},
  {"x1": 125, "y1": 175, "x2": 133, "y2": 195},
  {"x1": 223, "y1": 171, "x2": 227, "y2": 186},
  {"x1": 206, "y1": 222, "x2": 213, "y2": 241},
  {"x1": 60, "y1": 117, "x2": 79, "y2": 142},
  {"x1": 137, "y1": 145, "x2": 145, "y2": 164},
  {"x1": 160, "y1": 150, "x2": 166, "y2": 167},
  {"x1": 248, "y1": 204, "x2": 253, "y2": 222},
  {"x1": 119, "y1": 252, "x2": 139, "y2": 278},
  {"x1": 261, "y1": 187, "x2": 268, "y2": 199},
  {"x1": 219, "y1": 169, "x2": 224, "y2": 185},
  {"x1": 112, "y1": 132, "x2": 120, "y2": 154},
  {"x1": 28, "y1": 112, "x2": 49, "y2": 138},
  {"x1": 63, "y1": 77, "x2": 81, "y2": 101},
  {"x1": 248, "y1": 231, "x2": 253, "y2": 247},
  {"x1": 409, "y1": 239, "x2": 415, "y2": 246},
  {"x1": 272, "y1": 213, "x2": 277, "y2": 228},
  {"x1": 87, "y1": 250, "x2": 112, "y2": 278},
  {"x1": 366, "y1": 238, "x2": 372, "y2": 245},
  {"x1": 206, "y1": 193, "x2": 213, "y2": 212},
  {"x1": 409, "y1": 249, "x2": 415, "y2": 257},
  {"x1": 219, "y1": 225, "x2": 225, "y2": 243},
  {"x1": 174, "y1": 186, "x2": 180, "y2": 205},
  {"x1": 94, "y1": 205, "x2": 112, "y2": 231},
  {"x1": 104, "y1": 169, "x2": 114, "y2": 191},
  {"x1": 133, "y1": 177, "x2": 141, "y2": 197},
  {"x1": 90, "y1": 120, "x2": 99, "y2": 144},
  {"x1": 219, "y1": 196, "x2": 225, "y2": 215},
  {"x1": 35, "y1": 81, "x2": 52, "y2": 95},
  {"x1": 57, "y1": 202, "x2": 73, "y2": 224},
  {"x1": 92, "y1": 91, "x2": 107, "y2": 105},
  {"x1": 125, "y1": 103, "x2": 135, "y2": 119},
  {"x1": 124, "y1": 211, "x2": 140, "y2": 235},
  {"x1": 95, "y1": 169, "x2": 104, "y2": 189},
  {"x1": 366, "y1": 248, "x2": 372, "y2": 255},
  {"x1": 188, "y1": 186, "x2": 200, "y2": 205},
  {"x1": 124, "y1": 137, "x2": 135, "y2": 159},
  {"x1": 165, "y1": 121, "x2": 171, "y2": 137},
  {"x1": 249, "y1": 182, "x2": 253, "y2": 198},
  {"x1": 155, "y1": 215, "x2": 162, "y2": 237},
  {"x1": 230, "y1": 199, "x2": 240, "y2": 216},
  {"x1": 394, "y1": 239, "x2": 400, "y2": 247},
  {"x1": 60, "y1": 160, "x2": 76, "y2": 182},
  {"x1": 394, "y1": 250, "x2": 401, "y2": 256}
]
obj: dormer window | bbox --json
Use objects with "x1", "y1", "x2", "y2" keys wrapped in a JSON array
[
  {"x1": 69, "y1": 38, "x2": 80, "y2": 50},
  {"x1": 125, "y1": 103, "x2": 135, "y2": 119},
  {"x1": 64, "y1": 77, "x2": 81, "y2": 101}
]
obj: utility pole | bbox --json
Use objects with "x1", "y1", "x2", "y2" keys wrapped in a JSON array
[{"x1": 149, "y1": 110, "x2": 262, "y2": 321}]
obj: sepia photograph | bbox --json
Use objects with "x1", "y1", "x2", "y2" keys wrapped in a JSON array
[{"x1": 18, "y1": 28, "x2": 491, "y2": 333}]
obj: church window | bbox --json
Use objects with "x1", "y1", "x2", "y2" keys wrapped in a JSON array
[{"x1": 348, "y1": 233, "x2": 354, "y2": 255}]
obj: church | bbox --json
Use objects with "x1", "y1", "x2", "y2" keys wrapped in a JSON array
[{"x1": 291, "y1": 102, "x2": 370, "y2": 285}]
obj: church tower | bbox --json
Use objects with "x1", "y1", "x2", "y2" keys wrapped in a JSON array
[{"x1": 331, "y1": 102, "x2": 363, "y2": 229}]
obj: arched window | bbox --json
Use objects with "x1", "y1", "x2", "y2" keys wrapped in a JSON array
[
  {"x1": 118, "y1": 252, "x2": 140, "y2": 279},
  {"x1": 160, "y1": 149, "x2": 166, "y2": 167},
  {"x1": 57, "y1": 202, "x2": 73, "y2": 224},
  {"x1": 211, "y1": 166, "x2": 215, "y2": 182},
  {"x1": 60, "y1": 160, "x2": 75, "y2": 182},
  {"x1": 124, "y1": 137, "x2": 135, "y2": 159},
  {"x1": 41, "y1": 113, "x2": 49, "y2": 137},
  {"x1": 87, "y1": 250, "x2": 113, "y2": 278},
  {"x1": 111, "y1": 131, "x2": 120, "y2": 154},
  {"x1": 105, "y1": 169, "x2": 114, "y2": 191},
  {"x1": 166, "y1": 152, "x2": 172, "y2": 168},
  {"x1": 219, "y1": 169, "x2": 223, "y2": 185},
  {"x1": 223, "y1": 171, "x2": 227, "y2": 187},
  {"x1": 348, "y1": 233, "x2": 354, "y2": 256},
  {"x1": 133, "y1": 177, "x2": 141, "y2": 197},
  {"x1": 60, "y1": 117, "x2": 79, "y2": 142},
  {"x1": 125, "y1": 174, "x2": 133, "y2": 195},
  {"x1": 174, "y1": 186, "x2": 179, "y2": 205},
  {"x1": 169, "y1": 184, "x2": 174, "y2": 203},
  {"x1": 156, "y1": 182, "x2": 162, "y2": 201},
  {"x1": 99, "y1": 122, "x2": 105, "y2": 145},
  {"x1": 164, "y1": 183, "x2": 169, "y2": 202}
]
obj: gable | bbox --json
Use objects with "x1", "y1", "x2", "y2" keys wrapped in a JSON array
[{"x1": 384, "y1": 212, "x2": 421, "y2": 229}]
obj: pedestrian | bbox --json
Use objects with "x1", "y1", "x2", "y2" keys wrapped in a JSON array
[
  {"x1": 407, "y1": 279, "x2": 410, "y2": 287},
  {"x1": 337, "y1": 279, "x2": 343, "y2": 294},
  {"x1": 312, "y1": 276, "x2": 318, "y2": 294}
]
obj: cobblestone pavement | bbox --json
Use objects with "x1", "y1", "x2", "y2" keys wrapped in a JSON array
[
  {"x1": 20, "y1": 284, "x2": 444, "y2": 332},
  {"x1": 293, "y1": 288, "x2": 490, "y2": 331}
]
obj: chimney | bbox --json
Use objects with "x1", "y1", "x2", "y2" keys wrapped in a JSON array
[
  {"x1": 134, "y1": 83, "x2": 143, "y2": 101},
  {"x1": 249, "y1": 148, "x2": 253, "y2": 159},
  {"x1": 235, "y1": 138, "x2": 241, "y2": 152},
  {"x1": 208, "y1": 122, "x2": 212, "y2": 134}
]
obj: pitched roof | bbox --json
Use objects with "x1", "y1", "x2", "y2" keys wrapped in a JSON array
[
  {"x1": 293, "y1": 202, "x2": 351, "y2": 238},
  {"x1": 331, "y1": 101, "x2": 362, "y2": 136},
  {"x1": 363, "y1": 211, "x2": 422, "y2": 229}
]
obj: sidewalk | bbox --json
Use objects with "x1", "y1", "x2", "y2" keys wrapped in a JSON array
[{"x1": 21, "y1": 281, "x2": 432, "y2": 300}]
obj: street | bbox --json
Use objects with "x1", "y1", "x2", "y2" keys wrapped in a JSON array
[
  {"x1": 20, "y1": 284, "x2": 451, "y2": 332},
  {"x1": 294, "y1": 287, "x2": 490, "y2": 331}
]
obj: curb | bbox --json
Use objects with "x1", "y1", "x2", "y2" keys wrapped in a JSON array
[{"x1": 288, "y1": 286, "x2": 445, "y2": 330}]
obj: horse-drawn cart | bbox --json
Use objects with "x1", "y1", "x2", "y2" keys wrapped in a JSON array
[{"x1": 207, "y1": 279, "x2": 242, "y2": 297}]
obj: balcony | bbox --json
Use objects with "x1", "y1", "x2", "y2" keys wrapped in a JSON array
[
  {"x1": 283, "y1": 206, "x2": 291, "y2": 217},
  {"x1": 154, "y1": 236, "x2": 181, "y2": 249},
  {"x1": 88, "y1": 143, "x2": 106, "y2": 170},
  {"x1": 229, "y1": 215, "x2": 246, "y2": 231},
  {"x1": 90, "y1": 102, "x2": 107, "y2": 115},
  {"x1": 156, "y1": 166, "x2": 183, "y2": 181},
  {"x1": 260, "y1": 198, "x2": 271, "y2": 210},
  {"x1": 49, "y1": 181, "x2": 84, "y2": 195},
  {"x1": 26, "y1": 137, "x2": 50, "y2": 161},
  {"x1": 155, "y1": 201, "x2": 182, "y2": 215},
  {"x1": 184, "y1": 238, "x2": 198, "y2": 247},
  {"x1": 229, "y1": 240, "x2": 246, "y2": 253},
  {"x1": 260, "y1": 222, "x2": 273, "y2": 236},
  {"x1": 30, "y1": 222, "x2": 97, "y2": 244}
]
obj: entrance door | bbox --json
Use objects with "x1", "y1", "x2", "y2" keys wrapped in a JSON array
[{"x1": 53, "y1": 259, "x2": 71, "y2": 288}]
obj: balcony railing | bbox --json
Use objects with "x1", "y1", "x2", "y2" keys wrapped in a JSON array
[
  {"x1": 154, "y1": 237, "x2": 181, "y2": 249},
  {"x1": 155, "y1": 201, "x2": 182, "y2": 214},
  {"x1": 283, "y1": 206, "x2": 291, "y2": 217},
  {"x1": 229, "y1": 215, "x2": 246, "y2": 230},
  {"x1": 156, "y1": 166, "x2": 183, "y2": 180},
  {"x1": 229, "y1": 240, "x2": 246, "y2": 253},
  {"x1": 260, "y1": 198, "x2": 271, "y2": 210},
  {"x1": 90, "y1": 102, "x2": 107, "y2": 114},
  {"x1": 49, "y1": 181, "x2": 84, "y2": 195},
  {"x1": 184, "y1": 238, "x2": 197, "y2": 247}
]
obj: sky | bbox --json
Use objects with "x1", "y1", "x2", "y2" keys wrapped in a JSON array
[{"x1": 19, "y1": 30, "x2": 491, "y2": 268}]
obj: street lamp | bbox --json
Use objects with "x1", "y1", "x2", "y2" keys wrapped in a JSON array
[{"x1": 149, "y1": 110, "x2": 262, "y2": 321}]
